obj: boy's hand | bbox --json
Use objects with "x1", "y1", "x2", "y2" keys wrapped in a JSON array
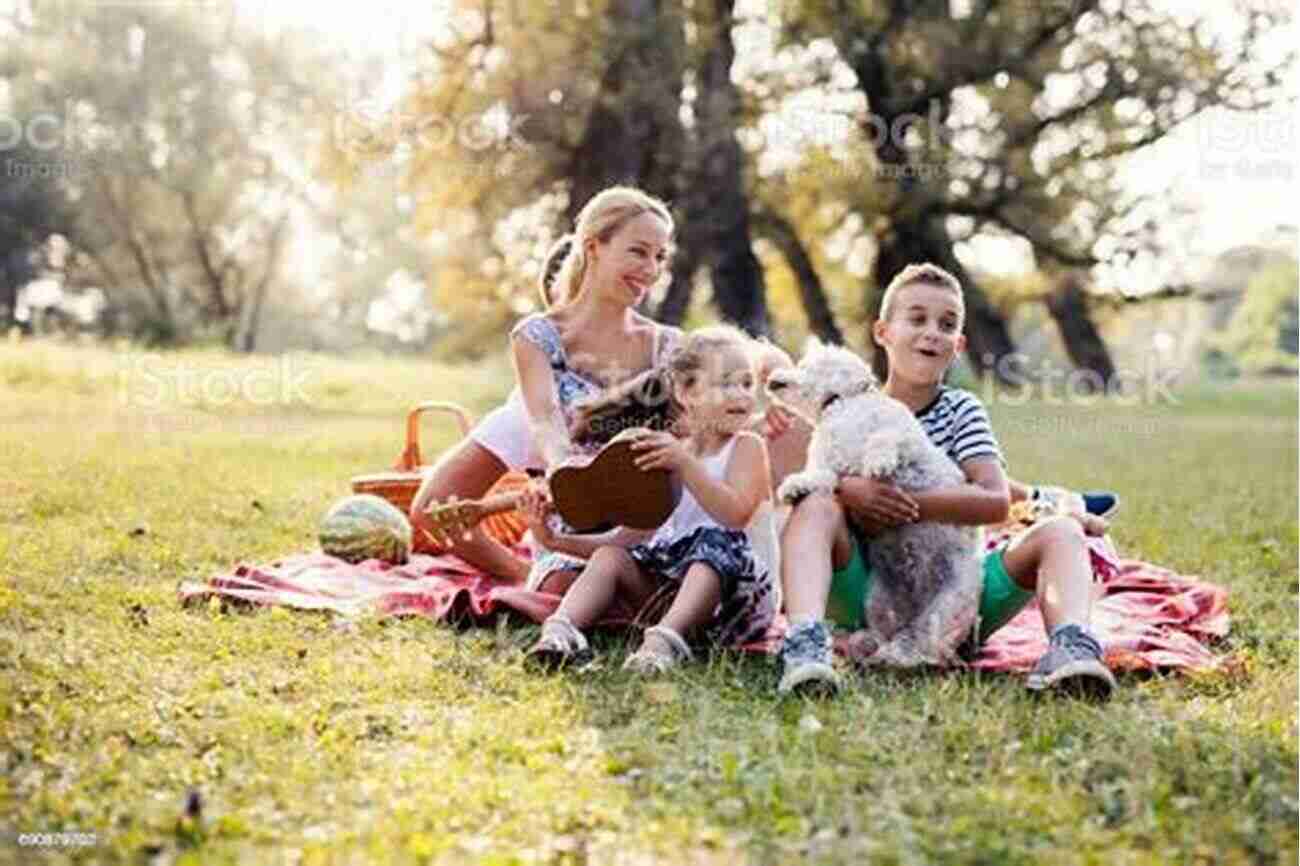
[{"x1": 836, "y1": 475, "x2": 919, "y2": 530}]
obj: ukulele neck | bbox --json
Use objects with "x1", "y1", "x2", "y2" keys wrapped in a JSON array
[{"x1": 473, "y1": 491, "x2": 522, "y2": 518}]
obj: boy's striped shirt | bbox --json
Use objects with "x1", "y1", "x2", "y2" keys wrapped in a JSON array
[{"x1": 914, "y1": 386, "x2": 1005, "y2": 468}]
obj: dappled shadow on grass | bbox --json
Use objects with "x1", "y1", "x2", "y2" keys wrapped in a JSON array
[
  {"x1": 520, "y1": 628, "x2": 1298, "y2": 864},
  {"x1": 5, "y1": 355, "x2": 1297, "y2": 865}
]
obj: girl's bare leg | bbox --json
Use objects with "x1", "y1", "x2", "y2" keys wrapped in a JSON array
[
  {"x1": 556, "y1": 546, "x2": 657, "y2": 628},
  {"x1": 408, "y1": 439, "x2": 530, "y2": 583},
  {"x1": 640, "y1": 562, "x2": 724, "y2": 655}
]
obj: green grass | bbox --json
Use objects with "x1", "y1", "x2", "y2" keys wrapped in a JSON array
[{"x1": 1, "y1": 338, "x2": 1296, "y2": 865}]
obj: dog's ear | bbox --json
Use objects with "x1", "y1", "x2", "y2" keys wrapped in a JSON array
[{"x1": 801, "y1": 335, "x2": 824, "y2": 358}]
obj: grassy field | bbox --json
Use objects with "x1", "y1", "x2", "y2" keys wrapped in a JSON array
[{"x1": 1, "y1": 338, "x2": 1296, "y2": 865}]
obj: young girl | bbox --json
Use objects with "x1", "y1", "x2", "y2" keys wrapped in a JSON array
[{"x1": 521, "y1": 326, "x2": 779, "y2": 673}]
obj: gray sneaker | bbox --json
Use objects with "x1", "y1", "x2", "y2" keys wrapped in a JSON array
[
  {"x1": 1026, "y1": 624, "x2": 1116, "y2": 699},
  {"x1": 778, "y1": 620, "x2": 841, "y2": 696}
]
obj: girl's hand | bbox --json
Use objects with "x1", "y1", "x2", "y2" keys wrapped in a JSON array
[
  {"x1": 517, "y1": 481, "x2": 556, "y2": 544},
  {"x1": 837, "y1": 475, "x2": 919, "y2": 529},
  {"x1": 630, "y1": 430, "x2": 692, "y2": 472}
]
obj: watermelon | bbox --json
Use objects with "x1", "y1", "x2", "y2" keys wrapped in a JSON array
[{"x1": 319, "y1": 494, "x2": 412, "y2": 564}]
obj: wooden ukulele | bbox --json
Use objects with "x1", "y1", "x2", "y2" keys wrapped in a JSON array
[{"x1": 422, "y1": 430, "x2": 681, "y2": 545}]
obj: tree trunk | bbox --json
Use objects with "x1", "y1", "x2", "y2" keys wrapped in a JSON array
[
  {"x1": 655, "y1": 243, "x2": 699, "y2": 326},
  {"x1": 834, "y1": 25, "x2": 1018, "y2": 383},
  {"x1": 0, "y1": 248, "x2": 35, "y2": 331},
  {"x1": 690, "y1": 0, "x2": 768, "y2": 337},
  {"x1": 1044, "y1": 272, "x2": 1116, "y2": 390},
  {"x1": 565, "y1": 0, "x2": 684, "y2": 224},
  {"x1": 752, "y1": 210, "x2": 843, "y2": 344}
]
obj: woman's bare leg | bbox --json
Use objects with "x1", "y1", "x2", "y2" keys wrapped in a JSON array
[{"x1": 408, "y1": 439, "x2": 530, "y2": 583}]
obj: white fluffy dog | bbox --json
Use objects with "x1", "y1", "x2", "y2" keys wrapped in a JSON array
[{"x1": 767, "y1": 340, "x2": 983, "y2": 666}]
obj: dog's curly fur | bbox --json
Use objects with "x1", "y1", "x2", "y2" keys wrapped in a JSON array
[{"x1": 767, "y1": 340, "x2": 983, "y2": 667}]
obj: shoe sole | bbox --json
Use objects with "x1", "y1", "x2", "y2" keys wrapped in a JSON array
[
  {"x1": 525, "y1": 647, "x2": 591, "y2": 672},
  {"x1": 1026, "y1": 659, "x2": 1116, "y2": 700},
  {"x1": 778, "y1": 663, "x2": 841, "y2": 697},
  {"x1": 1084, "y1": 494, "x2": 1121, "y2": 520}
]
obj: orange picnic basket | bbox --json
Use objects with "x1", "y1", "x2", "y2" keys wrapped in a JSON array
[{"x1": 349, "y1": 401, "x2": 529, "y2": 554}]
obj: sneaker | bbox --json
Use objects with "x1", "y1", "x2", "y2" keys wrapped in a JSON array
[
  {"x1": 1081, "y1": 491, "x2": 1121, "y2": 519},
  {"x1": 525, "y1": 614, "x2": 591, "y2": 670},
  {"x1": 1026, "y1": 624, "x2": 1116, "y2": 699},
  {"x1": 777, "y1": 620, "x2": 841, "y2": 696}
]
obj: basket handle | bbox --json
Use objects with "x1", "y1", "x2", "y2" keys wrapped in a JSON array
[{"x1": 395, "y1": 401, "x2": 474, "y2": 471}]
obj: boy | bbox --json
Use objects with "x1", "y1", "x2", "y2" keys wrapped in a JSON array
[{"x1": 777, "y1": 263, "x2": 1117, "y2": 699}]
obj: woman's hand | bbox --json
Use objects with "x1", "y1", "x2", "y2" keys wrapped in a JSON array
[
  {"x1": 517, "y1": 481, "x2": 556, "y2": 545},
  {"x1": 836, "y1": 475, "x2": 919, "y2": 531},
  {"x1": 629, "y1": 430, "x2": 693, "y2": 473}
]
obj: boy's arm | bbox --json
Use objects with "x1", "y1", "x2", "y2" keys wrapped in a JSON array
[{"x1": 911, "y1": 458, "x2": 1010, "y2": 526}]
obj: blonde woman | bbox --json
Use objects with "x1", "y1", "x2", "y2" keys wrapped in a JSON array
[{"x1": 410, "y1": 186, "x2": 683, "y2": 588}]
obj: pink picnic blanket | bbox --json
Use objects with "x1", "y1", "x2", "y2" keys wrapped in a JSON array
[{"x1": 178, "y1": 529, "x2": 1231, "y2": 674}]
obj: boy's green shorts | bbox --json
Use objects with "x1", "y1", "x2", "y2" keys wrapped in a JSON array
[{"x1": 826, "y1": 533, "x2": 1033, "y2": 646}]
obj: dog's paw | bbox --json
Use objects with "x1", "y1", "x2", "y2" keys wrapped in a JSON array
[
  {"x1": 778, "y1": 471, "x2": 834, "y2": 505},
  {"x1": 861, "y1": 450, "x2": 901, "y2": 479},
  {"x1": 777, "y1": 474, "x2": 812, "y2": 504}
]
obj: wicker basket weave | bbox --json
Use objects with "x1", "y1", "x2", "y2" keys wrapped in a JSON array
[{"x1": 349, "y1": 402, "x2": 528, "y2": 553}]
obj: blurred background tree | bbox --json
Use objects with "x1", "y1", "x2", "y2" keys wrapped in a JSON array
[{"x1": 1, "y1": 0, "x2": 1294, "y2": 383}]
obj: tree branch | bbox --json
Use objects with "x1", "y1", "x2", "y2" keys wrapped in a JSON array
[{"x1": 892, "y1": 0, "x2": 1098, "y2": 118}]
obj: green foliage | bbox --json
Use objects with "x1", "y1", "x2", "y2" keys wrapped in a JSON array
[
  {"x1": 1, "y1": 341, "x2": 1297, "y2": 864},
  {"x1": 1209, "y1": 259, "x2": 1300, "y2": 375}
]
